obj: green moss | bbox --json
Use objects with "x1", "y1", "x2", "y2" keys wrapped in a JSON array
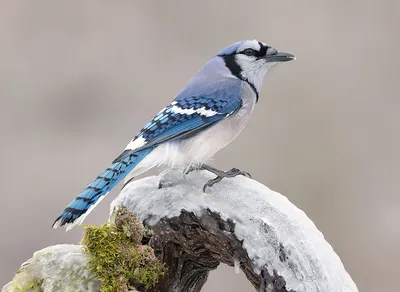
[
  {"x1": 12, "y1": 278, "x2": 43, "y2": 292},
  {"x1": 81, "y1": 208, "x2": 166, "y2": 292}
]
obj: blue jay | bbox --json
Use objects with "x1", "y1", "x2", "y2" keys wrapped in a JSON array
[{"x1": 53, "y1": 40, "x2": 295, "y2": 230}]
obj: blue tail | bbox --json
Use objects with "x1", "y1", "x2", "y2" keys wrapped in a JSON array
[{"x1": 52, "y1": 148, "x2": 153, "y2": 230}]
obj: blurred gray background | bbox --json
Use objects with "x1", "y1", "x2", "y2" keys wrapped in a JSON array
[{"x1": 1, "y1": 1, "x2": 399, "y2": 291}]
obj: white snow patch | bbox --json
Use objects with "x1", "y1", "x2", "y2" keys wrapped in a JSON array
[
  {"x1": 2, "y1": 245, "x2": 100, "y2": 292},
  {"x1": 111, "y1": 169, "x2": 358, "y2": 292},
  {"x1": 234, "y1": 258, "x2": 240, "y2": 274}
]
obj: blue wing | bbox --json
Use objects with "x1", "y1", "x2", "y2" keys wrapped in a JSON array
[{"x1": 114, "y1": 85, "x2": 243, "y2": 162}]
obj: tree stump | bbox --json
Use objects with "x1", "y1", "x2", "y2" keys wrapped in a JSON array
[
  {"x1": 111, "y1": 169, "x2": 358, "y2": 292},
  {"x1": 2, "y1": 169, "x2": 358, "y2": 292}
]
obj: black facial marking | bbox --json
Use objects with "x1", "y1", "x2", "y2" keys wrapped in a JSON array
[
  {"x1": 234, "y1": 42, "x2": 269, "y2": 59},
  {"x1": 222, "y1": 54, "x2": 260, "y2": 103},
  {"x1": 246, "y1": 81, "x2": 259, "y2": 103},
  {"x1": 219, "y1": 42, "x2": 267, "y2": 102},
  {"x1": 243, "y1": 48, "x2": 255, "y2": 56},
  {"x1": 222, "y1": 55, "x2": 242, "y2": 79},
  {"x1": 257, "y1": 41, "x2": 268, "y2": 57}
]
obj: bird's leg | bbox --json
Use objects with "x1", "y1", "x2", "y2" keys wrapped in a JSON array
[{"x1": 185, "y1": 164, "x2": 251, "y2": 192}]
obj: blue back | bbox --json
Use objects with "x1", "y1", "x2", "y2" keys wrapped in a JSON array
[{"x1": 53, "y1": 43, "x2": 247, "y2": 229}]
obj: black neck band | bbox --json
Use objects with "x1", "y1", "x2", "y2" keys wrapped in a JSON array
[{"x1": 221, "y1": 55, "x2": 259, "y2": 103}]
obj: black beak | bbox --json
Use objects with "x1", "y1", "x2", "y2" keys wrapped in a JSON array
[{"x1": 265, "y1": 51, "x2": 296, "y2": 62}]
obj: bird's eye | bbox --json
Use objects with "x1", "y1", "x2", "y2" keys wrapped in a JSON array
[{"x1": 243, "y1": 49, "x2": 255, "y2": 56}]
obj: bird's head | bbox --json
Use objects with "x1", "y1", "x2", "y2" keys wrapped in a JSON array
[{"x1": 218, "y1": 40, "x2": 295, "y2": 94}]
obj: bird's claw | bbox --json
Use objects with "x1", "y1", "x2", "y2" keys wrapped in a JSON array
[
  {"x1": 202, "y1": 176, "x2": 223, "y2": 192},
  {"x1": 202, "y1": 167, "x2": 252, "y2": 192},
  {"x1": 182, "y1": 164, "x2": 251, "y2": 192},
  {"x1": 183, "y1": 165, "x2": 197, "y2": 176},
  {"x1": 228, "y1": 167, "x2": 252, "y2": 178}
]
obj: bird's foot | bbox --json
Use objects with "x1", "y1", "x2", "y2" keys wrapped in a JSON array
[
  {"x1": 202, "y1": 167, "x2": 251, "y2": 192},
  {"x1": 186, "y1": 164, "x2": 251, "y2": 192}
]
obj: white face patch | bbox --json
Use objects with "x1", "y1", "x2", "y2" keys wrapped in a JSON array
[
  {"x1": 236, "y1": 40, "x2": 264, "y2": 53},
  {"x1": 170, "y1": 105, "x2": 218, "y2": 117},
  {"x1": 235, "y1": 54, "x2": 275, "y2": 93},
  {"x1": 125, "y1": 136, "x2": 147, "y2": 151},
  {"x1": 233, "y1": 40, "x2": 275, "y2": 93}
]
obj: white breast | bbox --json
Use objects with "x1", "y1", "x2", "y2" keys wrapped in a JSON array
[
  {"x1": 180, "y1": 84, "x2": 256, "y2": 165},
  {"x1": 126, "y1": 83, "x2": 257, "y2": 181}
]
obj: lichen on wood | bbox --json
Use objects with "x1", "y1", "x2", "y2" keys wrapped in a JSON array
[
  {"x1": 2, "y1": 171, "x2": 358, "y2": 292},
  {"x1": 11, "y1": 278, "x2": 43, "y2": 292}
]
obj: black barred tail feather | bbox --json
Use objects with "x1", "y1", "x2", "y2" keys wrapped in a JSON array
[{"x1": 52, "y1": 148, "x2": 153, "y2": 230}]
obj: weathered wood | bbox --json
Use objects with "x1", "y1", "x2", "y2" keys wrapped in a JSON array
[
  {"x1": 132, "y1": 209, "x2": 292, "y2": 292},
  {"x1": 2, "y1": 171, "x2": 358, "y2": 292},
  {"x1": 111, "y1": 170, "x2": 358, "y2": 292}
]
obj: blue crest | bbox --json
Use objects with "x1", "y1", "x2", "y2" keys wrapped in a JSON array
[{"x1": 217, "y1": 41, "x2": 245, "y2": 56}]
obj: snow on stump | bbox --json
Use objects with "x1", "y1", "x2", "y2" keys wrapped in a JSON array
[
  {"x1": 2, "y1": 245, "x2": 101, "y2": 292},
  {"x1": 2, "y1": 209, "x2": 167, "y2": 292},
  {"x1": 2, "y1": 169, "x2": 359, "y2": 292},
  {"x1": 111, "y1": 169, "x2": 359, "y2": 292}
]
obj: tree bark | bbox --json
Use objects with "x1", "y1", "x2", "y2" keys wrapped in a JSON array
[
  {"x1": 3, "y1": 170, "x2": 358, "y2": 292},
  {"x1": 113, "y1": 170, "x2": 358, "y2": 292},
  {"x1": 131, "y1": 209, "x2": 291, "y2": 292}
]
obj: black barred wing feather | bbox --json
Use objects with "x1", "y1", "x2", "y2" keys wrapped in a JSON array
[{"x1": 114, "y1": 88, "x2": 242, "y2": 162}]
